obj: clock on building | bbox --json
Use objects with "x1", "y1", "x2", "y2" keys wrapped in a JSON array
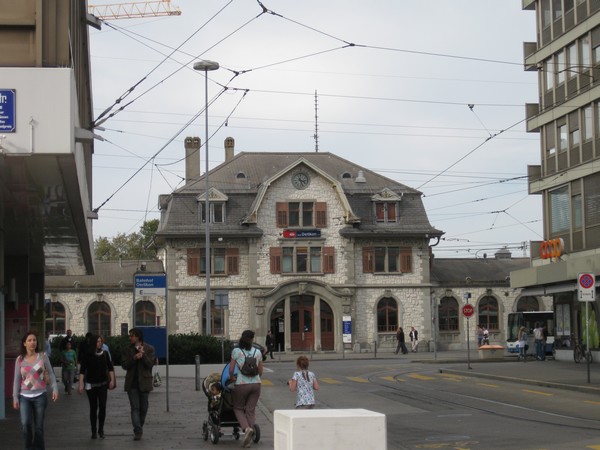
[{"x1": 291, "y1": 171, "x2": 310, "y2": 189}]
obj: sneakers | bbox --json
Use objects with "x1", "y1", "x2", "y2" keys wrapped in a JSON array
[
  {"x1": 242, "y1": 427, "x2": 254, "y2": 448},
  {"x1": 134, "y1": 431, "x2": 143, "y2": 441}
]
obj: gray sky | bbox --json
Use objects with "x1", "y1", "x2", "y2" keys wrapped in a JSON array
[{"x1": 89, "y1": 0, "x2": 540, "y2": 258}]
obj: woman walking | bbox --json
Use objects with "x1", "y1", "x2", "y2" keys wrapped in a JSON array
[
  {"x1": 78, "y1": 335, "x2": 116, "y2": 439},
  {"x1": 12, "y1": 331, "x2": 59, "y2": 450},
  {"x1": 229, "y1": 330, "x2": 263, "y2": 448},
  {"x1": 288, "y1": 355, "x2": 320, "y2": 409}
]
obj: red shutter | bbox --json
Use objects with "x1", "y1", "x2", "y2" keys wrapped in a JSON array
[
  {"x1": 315, "y1": 202, "x2": 327, "y2": 228},
  {"x1": 401, "y1": 248, "x2": 412, "y2": 273},
  {"x1": 226, "y1": 248, "x2": 239, "y2": 275},
  {"x1": 375, "y1": 203, "x2": 385, "y2": 221},
  {"x1": 387, "y1": 203, "x2": 396, "y2": 222},
  {"x1": 187, "y1": 248, "x2": 200, "y2": 275},
  {"x1": 362, "y1": 247, "x2": 374, "y2": 273},
  {"x1": 276, "y1": 202, "x2": 288, "y2": 228},
  {"x1": 270, "y1": 247, "x2": 282, "y2": 274},
  {"x1": 323, "y1": 247, "x2": 335, "y2": 273}
]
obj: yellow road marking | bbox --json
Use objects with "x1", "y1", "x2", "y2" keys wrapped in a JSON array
[
  {"x1": 380, "y1": 376, "x2": 404, "y2": 382},
  {"x1": 584, "y1": 400, "x2": 600, "y2": 405},
  {"x1": 347, "y1": 376, "x2": 369, "y2": 383},
  {"x1": 522, "y1": 389, "x2": 553, "y2": 397},
  {"x1": 585, "y1": 446, "x2": 600, "y2": 450},
  {"x1": 477, "y1": 383, "x2": 499, "y2": 388},
  {"x1": 407, "y1": 373, "x2": 435, "y2": 381},
  {"x1": 320, "y1": 377, "x2": 342, "y2": 384},
  {"x1": 260, "y1": 379, "x2": 273, "y2": 386}
]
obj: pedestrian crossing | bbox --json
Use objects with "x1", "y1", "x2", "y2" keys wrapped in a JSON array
[{"x1": 261, "y1": 372, "x2": 466, "y2": 386}]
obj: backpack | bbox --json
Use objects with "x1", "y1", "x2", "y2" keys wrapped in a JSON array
[{"x1": 239, "y1": 349, "x2": 259, "y2": 377}]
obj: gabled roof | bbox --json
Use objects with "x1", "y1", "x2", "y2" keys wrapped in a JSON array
[{"x1": 431, "y1": 254, "x2": 530, "y2": 287}]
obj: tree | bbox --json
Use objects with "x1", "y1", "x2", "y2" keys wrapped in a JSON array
[{"x1": 95, "y1": 219, "x2": 159, "y2": 261}]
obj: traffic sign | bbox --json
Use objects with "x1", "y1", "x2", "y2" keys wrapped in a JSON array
[
  {"x1": 462, "y1": 304, "x2": 474, "y2": 318},
  {"x1": 134, "y1": 273, "x2": 166, "y2": 297},
  {"x1": 578, "y1": 273, "x2": 596, "y2": 302}
]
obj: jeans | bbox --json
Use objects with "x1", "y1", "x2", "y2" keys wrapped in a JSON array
[
  {"x1": 62, "y1": 368, "x2": 75, "y2": 394},
  {"x1": 19, "y1": 392, "x2": 48, "y2": 450},
  {"x1": 535, "y1": 339, "x2": 545, "y2": 360},
  {"x1": 127, "y1": 388, "x2": 149, "y2": 434},
  {"x1": 86, "y1": 384, "x2": 108, "y2": 433}
]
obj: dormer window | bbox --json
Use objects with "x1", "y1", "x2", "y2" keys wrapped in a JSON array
[
  {"x1": 236, "y1": 172, "x2": 246, "y2": 179},
  {"x1": 201, "y1": 203, "x2": 225, "y2": 223},
  {"x1": 375, "y1": 202, "x2": 396, "y2": 222}
]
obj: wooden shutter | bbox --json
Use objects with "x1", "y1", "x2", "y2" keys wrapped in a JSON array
[
  {"x1": 362, "y1": 247, "x2": 374, "y2": 273},
  {"x1": 226, "y1": 248, "x2": 239, "y2": 275},
  {"x1": 323, "y1": 247, "x2": 335, "y2": 273},
  {"x1": 270, "y1": 247, "x2": 282, "y2": 274},
  {"x1": 315, "y1": 202, "x2": 327, "y2": 228},
  {"x1": 400, "y1": 248, "x2": 412, "y2": 273},
  {"x1": 187, "y1": 248, "x2": 200, "y2": 275},
  {"x1": 375, "y1": 203, "x2": 385, "y2": 221},
  {"x1": 387, "y1": 203, "x2": 396, "y2": 222},
  {"x1": 276, "y1": 202, "x2": 288, "y2": 228}
]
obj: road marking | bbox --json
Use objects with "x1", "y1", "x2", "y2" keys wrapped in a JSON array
[
  {"x1": 407, "y1": 373, "x2": 435, "y2": 381},
  {"x1": 347, "y1": 376, "x2": 369, "y2": 383},
  {"x1": 380, "y1": 376, "x2": 404, "y2": 382},
  {"x1": 261, "y1": 379, "x2": 273, "y2": 386},
  {"x1": 522, "y1": 389, "x2": 553, "y2": 397},
  {"x1": 585, "y1": 446, "x2": 600, "y2": 450},
  {"x1": 584, "y1": 400, "x2": 600, "y2": 405},
  {"x1": 437, "y1": 374, "x2": 463, "y2": 382},
  {"x1": 477, "y1": 383, "x2": 499, "y2": 388},
  {"x1": 320, "y1": 377, "x2": 342, "y2": 384}
]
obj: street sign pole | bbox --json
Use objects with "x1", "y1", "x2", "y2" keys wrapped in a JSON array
[
  {"x1": 463, "y1": 293, "x2": 472, "y2": 370},
  {"x1": 577, "y1": 273, "x2": 595, "y2": 384}
]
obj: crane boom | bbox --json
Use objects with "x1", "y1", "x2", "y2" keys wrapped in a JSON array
[{"x1": 88, "y1": 0, "x2": 181, "y2": 20}]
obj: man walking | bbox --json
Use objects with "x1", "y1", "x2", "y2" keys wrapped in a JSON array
[
  {"x1": 409, "y1": 327, "x2": 419, "y2": 353},
  {"x1": 122, "y1": 328, "x2": 155, "y2": 441}
]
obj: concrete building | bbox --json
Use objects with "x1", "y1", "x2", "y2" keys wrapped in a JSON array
[
  {"x1": 511, "y1": 0, "x2": 600, "y2": 359},
  {"x1": 0, "y1": 1, "x2": 97, "y2": 417}
]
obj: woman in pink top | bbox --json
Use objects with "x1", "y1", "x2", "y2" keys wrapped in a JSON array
[{"x1": 13, "y1": 331, "x2": 59, "y2": 450}]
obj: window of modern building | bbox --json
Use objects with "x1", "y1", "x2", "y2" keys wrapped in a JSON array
[
  {"x1": 88, "y1": 301, "x2": 111, "y2": 337},
  {"x1": 478, "y1": 296, "x2": 499, "y2": 331},
  {"x1": 552, "y1": 0, "x2": 562, "y2": 20},
  {"x1": 581, "y1": 35, "x2": 591, "y2": 67},
  {"x1": 564, "y1": 0, "x2": 574, "y2": 12},
  {"x1": 45, "y1": 302, "x2": 66, "y2": 335},
  {"x1": 187, "y1": 248, "x2": 239, "y2": 276},
  {"x1": 584, "y1": 173, "x2": 600, "y2": 227},
  {"x1": 568, "y1": 42, "x2": 578, "y2": 78},
  {"x1": 375, "y1": 202, "x2": 397, "y2": 222},
  {"x1": 377, "y1": 297, "x2": 398, "y2": 332},
  {"x1": 549, "y1": 185, "x2": 570, "y2": 234},
  {"x1": 545, "y1": 58, "x2": 555, "y2": 91},
  {"x1": 276, "y1": 202, "x2": 327, "y2": 228},
  {"x1": 558, "y1": 124, "x2": 568, "y2": 151},
  {"x1": 270, "y1": 246, "x2": 334, "y2": 274},
  {"x1": 542, "y1": 0, "x2": 552, "y2": 28},
  {"x1": 438, "y1": 297, "x2": 459, "y2": 331},
  {"x1": 362, "y1": 247, "x2": 412, "y2": 273},
  {"x1": 583, "y1": 105, "x2": 593, "y2": 141},
  {"x1": 572, "y1": 193, "x2": 583, "y2": 229},
  {"x1": 557, "y1": 51, "x2": 566, "y2": 84},
  {"x1": 545, "y1": 125, "x2": 556, "y2": 155},
  {"x1": 135, "y1": 300, "x2": 156, "y2": 327}
]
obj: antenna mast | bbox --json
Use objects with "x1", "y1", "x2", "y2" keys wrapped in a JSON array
[{"x1": 313, "y1": 90, "x2": 319, "y2": 152}]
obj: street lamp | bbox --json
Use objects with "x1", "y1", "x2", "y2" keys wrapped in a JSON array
[{"x1": 193, "y1": 60, "x2": 219, "y2": 336}]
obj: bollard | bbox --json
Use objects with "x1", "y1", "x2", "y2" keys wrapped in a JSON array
[
  {"x1": 373, "y1": 340, "x2": 377, "y2": 358},
  {"x1": 195, "y1": 355, "x2": 201, "y2": 391}
]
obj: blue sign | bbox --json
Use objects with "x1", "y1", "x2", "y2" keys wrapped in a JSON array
[
  {"x1": 0, "y1": 89, "x2": 16, "y2": 132},
  {"x1": 342, "y1": 315, "x2": 352, "y2": 344},
  {"x1": 134, "y1": 274, "x2": 166, "y2": 296}
]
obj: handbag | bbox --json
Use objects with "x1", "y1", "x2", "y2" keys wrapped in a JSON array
[{"x1": 153, "y1": 369, "x2": 162, "y2": 387}]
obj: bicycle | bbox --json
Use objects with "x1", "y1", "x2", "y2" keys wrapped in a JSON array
[{"x1": 573, "y1": 338, "x2": 593, "y2": 364}]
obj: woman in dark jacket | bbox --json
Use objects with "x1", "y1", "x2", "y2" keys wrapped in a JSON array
[{"x1": 78, "y1": 335, "x2": 115, "y2": 439}]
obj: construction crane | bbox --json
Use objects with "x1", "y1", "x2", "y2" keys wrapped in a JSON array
[{"x1": 88, "y1": 0, "x2": 181, "y2": 20}]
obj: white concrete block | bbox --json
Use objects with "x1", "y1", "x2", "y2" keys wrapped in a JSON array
[{"x1": 274, "y1": 408, "x2": 387, "y2": 450}]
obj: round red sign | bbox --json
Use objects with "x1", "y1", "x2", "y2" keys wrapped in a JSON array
[{"x1": 462, "y1": 304, "x2": 474, "y2": 318}]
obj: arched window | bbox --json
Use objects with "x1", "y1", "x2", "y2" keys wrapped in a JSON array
[
  {"x1": 377, "y1": 297, "x2": 398, "y2": 332},
  {"x1": 202, "y1": 300, "x2": 225, "y2": 335},
  {"x1": 45, "y1": 302, "x2": 66, "y2": 334},
  {"x1": 478, "y1": 296, "x2": 499, "y2": 331},
  {"x1": 88, "y1": 302, "x2": 111, "y2": 337},
  {"x1": 438, "y1": 297, "x2": 459, "y2": 331},
  {"x1": 135, "y1": 301, "x2": 157, "y2": 326},
  {"x1": 516, "y1": 296, "x2": 540, "y2": 312}
]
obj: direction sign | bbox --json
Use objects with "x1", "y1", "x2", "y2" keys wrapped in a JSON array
[
  {"x1": 462, "y1": 304, "x2": 474, "y2": 318},
  {"x1": 578, "y1": 273, "x2": 596, "y2": 302},
  {"x1": 0, "y1": 89, "x2": 16, "y2": 132},
  {"x1": 134, "y1": 273, "x2": 166, "y2": 297}
]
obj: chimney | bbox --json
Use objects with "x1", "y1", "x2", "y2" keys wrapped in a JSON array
[
  {"x1": 224, "y1": 137, "x2": 235, "y2": 162},
  {"x1": 355, "y1": 170, "x2": 366, "y2": 183},
  {"x1": 184, "y1": 136, "x2": 201, "y2": 183}
]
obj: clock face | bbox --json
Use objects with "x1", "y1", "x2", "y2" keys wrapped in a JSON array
[{"x1": 292, "y1": 172, "x2": 310, "y2": 189}]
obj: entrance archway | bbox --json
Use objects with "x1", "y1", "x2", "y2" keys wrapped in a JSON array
[
  {"x1": 320, "y1": 300, "x2": 334, "y2": 350},
  {"x1": 291, "y1": 295, "x2": 314, "y2": 351}
]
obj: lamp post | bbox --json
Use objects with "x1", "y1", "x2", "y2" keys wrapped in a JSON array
[{"x1": 193, "y1": 60, "x2": 219, "y2": 336}]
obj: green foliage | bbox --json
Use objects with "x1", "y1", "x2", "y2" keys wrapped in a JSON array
[
  {"x1": 168, "y1": 333, "x2": 233, "y2": 364},
  {"x1": 95, "y1": 219, "x2": 159, "y2": 261},
  {"x1": 581, "y1": 307, "x2": 600, "y2": 350}
]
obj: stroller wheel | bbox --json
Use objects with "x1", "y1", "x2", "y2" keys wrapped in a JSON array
[
  {"x1": 233, "y1": 427, "x2": 240, "y2": 440},
  {"x1": 253, "y1": 424, "x2": 261, "y2": 443},
  {"x1": 202, "y1": 421, "x2": 209, "y2": 441},
  {"x1": 209, "y1": 425, "x2": 219, "y2": 444}
]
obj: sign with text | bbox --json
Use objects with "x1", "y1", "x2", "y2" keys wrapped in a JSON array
[
  {"x1": 462, "y1": 304, "x2": 474, "y2": 318},
  {"x1": 134, "y1": 273, "x2": 166, "y2": 297},
  {"x1": 0, "y1": 89, "x2": 16, "y2": 132},
  {"x1": 577, "y1": 273, "x2": 596, "y2": 302},
  {"x1": 342, "y1": 315, "x2": 352, "y2": 344},
  {"x1": 282, "y1": 229, "x2": 321, "y2": 238}
]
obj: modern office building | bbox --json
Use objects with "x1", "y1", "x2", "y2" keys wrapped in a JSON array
[
  {"x1": 0, "y1": 1, "x2": 96, "y2": 415},
  {"x1": 511, "y1": 0, "x2": 600, "y2": 359}
]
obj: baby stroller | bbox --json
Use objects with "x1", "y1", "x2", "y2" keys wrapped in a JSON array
[{"x1": 201, "y1": 362, "x2": 261, "y2": 445}]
